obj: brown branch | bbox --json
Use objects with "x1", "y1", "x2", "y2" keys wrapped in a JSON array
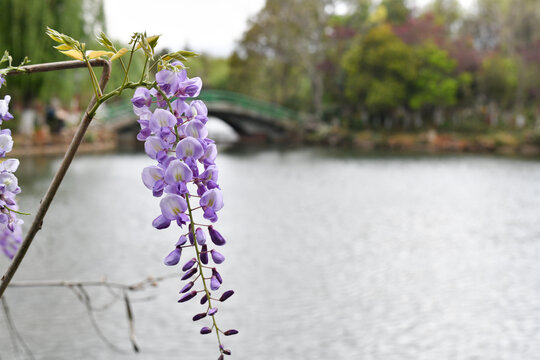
[
  {"x1": 7, "y1": 274, "x2": 177, "y2": 291},
  {"x1": 0, "y1": 59, "x2": 112, "y2": 298}
]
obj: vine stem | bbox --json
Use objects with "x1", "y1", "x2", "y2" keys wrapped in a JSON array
[
  {"x1": 185, "y1": 194, "x2": 223, "y2": 350},
  {"x1": 0, "y1": 59, "x2": 111, "y2": 298}
]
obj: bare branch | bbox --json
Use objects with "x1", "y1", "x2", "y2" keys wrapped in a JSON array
[{"x1": 0, "y1": 59, "x2": 111, "y2": 298}]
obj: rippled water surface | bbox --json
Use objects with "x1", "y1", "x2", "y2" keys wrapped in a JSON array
[{"x1": 2, "y1": 148, "x2": 540, "y2": 360}]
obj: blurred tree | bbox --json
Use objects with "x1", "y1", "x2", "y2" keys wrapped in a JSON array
[
  {"x1": 229, "y1": 0, "x2": 332, "y2": 120},
  {"x1": 478, "y1": 55, "x2": 518, "y2": 109},
  {"x1": 0, "y1": 0, "x2": 105, "y2": 103},
  {"x1": 381, "y1": 0, "x2": 410, "y2": 24},
  {"x1": 342, "y1": 24, "x2": 415, "y2": 125},
  {"x1": 409, "y1": 43, "x2": 458, "y2": 116}
]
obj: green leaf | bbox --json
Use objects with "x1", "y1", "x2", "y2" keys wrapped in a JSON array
[
  {"x1": 162, "y1": 50, "x2": 199, "y2": 63},
  {"x1": 86, "y1": 50, "x2": 114, "y2": 59},
  {"x1": 60, "y1": 49, "x2": 84, "y2": 61},
  {"x1": 110, "y1": 48, "x2": 128, "y2": 61},
  {"x1": 97, "y1": 32, "x2": 115, "y2": 51}
]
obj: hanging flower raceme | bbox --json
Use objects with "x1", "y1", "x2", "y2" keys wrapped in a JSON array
[
  {"x1": 133, "y1": 68, "x2": 236, "y2": 359},
  {"x1": 0, "y1": 75, "x2": 24, "y2": 260}
]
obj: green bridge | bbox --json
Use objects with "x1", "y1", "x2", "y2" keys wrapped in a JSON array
[{"x1": 103, "y1": 89, "x2": 311, "y2": 140}]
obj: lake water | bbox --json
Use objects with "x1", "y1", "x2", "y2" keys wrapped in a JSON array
[{"x1": 1, "y1": 147, "x2": 540, "y2": 360}]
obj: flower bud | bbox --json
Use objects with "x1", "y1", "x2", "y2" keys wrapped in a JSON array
[
  {"x1": 163, "y1": 248, "x2": 181, "y2": 266},
  {"x1": 200, "y1": 327, "x2": 212, "y2": 335},
  {"x1": 195, "y1": 227, "x2": 206, "y2": 245},
  {"x1": 182, "y1": 258, "x2": 197, "y2": 272},
  {"x1": 223, "y1": 329, "x2": 238, "y2": 336},
  {"x1": 192, "y1": 312, "x2": 207, "y2": 321},
  {"x1": 210, "y1": 249, "x2": 225, "y2": 264},
  {"x1": 210, "y1": 276, "x2": 221, "y2": 291},
  {"x1": 178, "y1": 290, "x2": 197, "y2": 303},
  {"x1": 200, "y1": 244, "x2": 208, "y2": 265},
  {"x1": 207, "y1": 307, "x2": 218, "y2": 316},
  {"x1": 179, "y1": 281, "x2": 194, "y2": 294},
  {"x1": 181, "y1": 267, "x2": 198, "y2": 280},
  {"x1": 219, "y1": 290, "x2": 234, "y2": 302},
  {"x1": 200, "y1": 293, "x2": 208, "y2": 304},
  {"x1": 176, "y1": 235, "x2": 187, "y2": 246},
  {"x1": 208, "y1": 226, "x2": 226, "y2": 246}
]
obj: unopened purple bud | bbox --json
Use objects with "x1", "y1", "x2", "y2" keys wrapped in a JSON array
[
  {"x1": 181, "y1": 267, "x2": 198, "y2": 280},
  {"x1": 210, "y1": 249, "x2": 225, "y2": 264},
  {"x1": 208, "y1": 226, "x2": 226, "y2": 246},
  {"x1": 219, "y1": 290, "x2": 234, "y2": 302},
  {"x1": 164, "y1": 248, "x2": 181, "y2": 266},
  {"x1": 223, "y1": 349, "x2": 232, "y2": 355},
  {"x1": 179, "y1": 281, "x2": 194, "y2": 293},
  {"x1": 152, "y1": 215, "x2": 171, "y2": 230},
  {"x1": 178, "y1": 290, "x2": 197, "y2": 303},
  {"x1": 182, "y1": 258, "x2": 197, "y2": 271},
  {"x1": 176, "y1": 235, "x2": 187, "y2": 246},
  {"x1": 223, "y1": 329, "x2": 238, "y2": 336},
  {"x1": 192, "y1": 312, "x2": 207, "y2": 321},
  {"x1": 200, "y1": 293, "x2": 208, "y2": 305},
  {"x1": 195, "y1": 227, "x2": 206, "y2": 245},
  {"x1": 208, "y1": 307, "x2": 218, "y2": 316},
  {"x1": 212, "y1": 268, "x2": 223, "y2": 284},
  {"x1": 210, "y1": 276, "x2": 221, "y2": 290},
  {"x1": 200, "y1": 326, "x2": 212, "y2": 335},
  {"x1": 218, "y1": 355, "x2": 224, "y2": 360},
  {"x1": 200, "y1": 244, "x2": 208, "y2": 265}
]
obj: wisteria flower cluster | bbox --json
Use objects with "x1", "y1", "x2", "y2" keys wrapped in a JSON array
[
  {"x1": 0, "y1": 75, "x2": 23, "y2": 259},
  {"x1": 132, "y1": 66, "x2": 236, "y2": 359}
]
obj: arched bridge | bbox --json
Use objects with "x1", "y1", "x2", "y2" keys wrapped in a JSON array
[{"x1": 101, "y1": 90, "x2": 311, "y2": 141}]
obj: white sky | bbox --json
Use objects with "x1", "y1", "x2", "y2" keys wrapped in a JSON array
[
  {"x1": 104, "y1": 0, "x2": 474, "y2": 57},
  {"x1": 104, "y1": 0, "x2": 266, "y2": 57}
]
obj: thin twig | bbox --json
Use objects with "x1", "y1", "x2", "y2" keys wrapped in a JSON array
[
  {"x1": 8, "y1": 273, "x2": 177, "y2": 290},
  {"x1": 0, "y1": 59, "x2": 111, "y2": 298},
  {"x1": 70, "y1": 285, "x2": 125, "y2": 353},
  {"x1": 1, "y1": 297, "x2": 35, "y2": 360},
  {"x1": 123, "y1": 291, "x2": 140, "y2": 352}
]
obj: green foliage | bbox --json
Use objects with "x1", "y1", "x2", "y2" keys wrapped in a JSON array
[
  {"x1": 0, "y1": 0, "x2": 105, "y2": 103},
  {"x1": 479, "y1": 55, "x2": 518, "y2": 107},
  {"x1": 381, "y1": 0, "x2": 410, "y2": 24},
  {"x1": 342, "y1": 25, "x2": 414, "y2": 113},
  {"x1": 409, "y1": 43, "x2": 458, "y2": 110}
]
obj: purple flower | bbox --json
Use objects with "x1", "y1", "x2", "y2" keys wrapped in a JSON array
[
  {"x1": 210, "y1": 249, "x2": 225, "y2": 264},
  {"x1": 144, "y1": 136, "x2": 169, "y2": 161},
  {"x1": 200, "y1": 189, "x2": 224, "y2": 222},
  {"x1": 195, "y1": 227, "x2": 206, "y2": 245},
  {"x1": 192, "y1": 312, "x2": 206, "y2": 321},
  {"x1": 0, "y1": 133, "x2": 13, "y2": 157},
  {"x1": 0, "y1": 96, "x2": 13, "y2": 123},
  {"x1": 181, "y1": 267, "x2": 198, "y2": 280},
  {"x1": 164, "y1": 159, "x2": 193, "y2": 184},
  {"x1": 200, "y1": 326, "x2": 212, "y2": 335},
  {"x1": 208, "y1": 226, "x2": 226, "y2": 246},
  {"x1": 178, "y1": 290, "x2": 197, "y2": 303},
  {"x1": 159, "y1": 194, "x2": 189, "y2": 224},
  {"x1": 131, "y1": 87, "x2": 152, "y2": 108},
  {"x1": 156, "y1": 69, "x2": 180, "y2": 95},
  {"x1": 181, "y1": 119, "x2": 208, "y2": 139},
  {"x1": 219, "y1": 290, "x2": 234, "y2": 302},
  {"x1": 149, "y1": 108, "x2": 176, "y2": 134},
  {"x1": 164, "y1": 248, "x2": 182, "y2": 266},
  {"x1": 182, "y1": 257, "x2": 197, "y2": 271},
  {"x1": 210, "y1": 276, "x2": 221, "y2": 291},
  {"x1": 208, "y1": 307, "x2": 218, "y2": 316},
  {"x1": 180, "y1": 281, "x2": 194, "y2": 293},
  {"x1": 223, "y1": 329, "x2": 238, "y2": 336},
  {"x1": 176, "y1": 137, "x2": 204, "y2": 161},
  {"x1": 200, "y1": 244, "x2": 208, "y2": 265},
  {"x1": 141, "y1": 166, "x2": 165, "y2": 197},
  {"x1": 152, "y1": 214, "x2": 171, "y2": 229}
]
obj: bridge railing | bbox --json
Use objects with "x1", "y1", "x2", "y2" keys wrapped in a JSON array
[{"x1": 102, "y1": 89, "x2": 302, "y2": 126}]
